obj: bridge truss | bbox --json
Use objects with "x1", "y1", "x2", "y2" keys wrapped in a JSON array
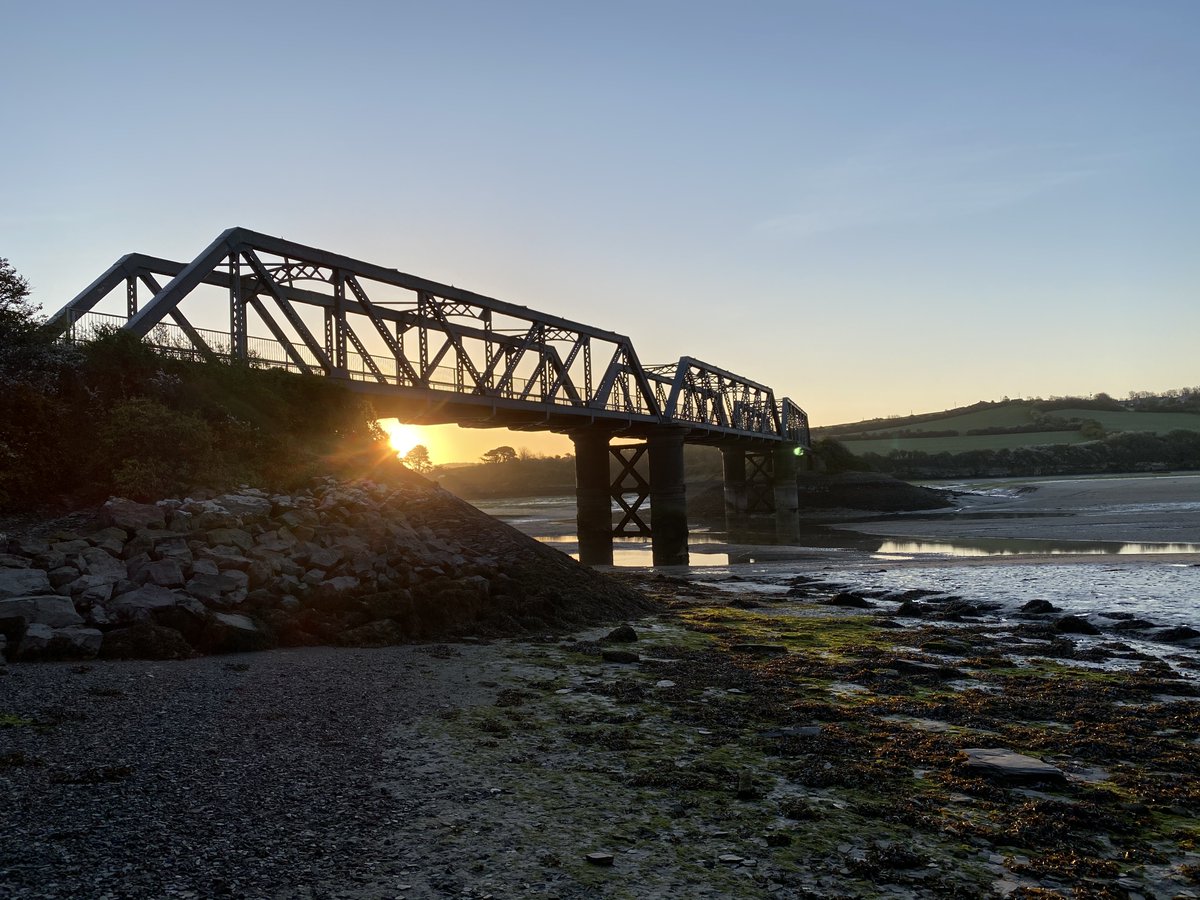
[{"x1": 48, "y1": 228, "x2": 809, "y2": 446}]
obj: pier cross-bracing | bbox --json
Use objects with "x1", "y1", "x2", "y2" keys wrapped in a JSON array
[{"x1": 48, "y1": 228, "x2": 811, "y2": 566}]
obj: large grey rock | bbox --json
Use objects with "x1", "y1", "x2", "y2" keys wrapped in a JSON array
[
  {"x1": 78, "y1": 547, "x2": 126, "y2": 581},
  {"x1": 0, "y1": 553, "x2": 31, "y2": 568},
  {"x1": 213, "y1": 493, "x2": 272, "y2": 520},
  {"x1": 308, "y1": 546, "x2": 343, "y2": 570},
  {"x1": 102, "y1": 498, "x2": 166, "y2": 531},
  {"x1": 0, "y1": 568, "x2": 53, "y2": 599},
  {"x1": 207, "y1": 528, "x2": 254, "y2": 553},
  {"x1": 960, "y1": 748, "x2": 1066, "y2": 785},
  {"x1": 183, "y1": 573, "x2": 224, "y2": 604},
  {"x1": 144, "y1": 559, "x2": 185, "y2": 588},
  {"x1": 65, "y1": 575, "x2": 115, "y2": 605},
  {"x1": 320, "y1": 575, "x2": 359, "y2": 597},
  {"x1": 48, "y1": 566, "x2": 81, "y2": 590},
  {"x1": 0, "y1": 595, "x2": 84, "y2": 627},
  {"x1": 108, "y1": 585, "x2": 183, "y2": 623}
]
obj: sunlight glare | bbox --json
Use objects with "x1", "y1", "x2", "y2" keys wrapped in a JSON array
[{"x1": 381, "y1": 420, "x2": 423, "y2": 457}]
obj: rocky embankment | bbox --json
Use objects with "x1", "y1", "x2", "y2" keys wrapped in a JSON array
[{"x1": 0, "y1": 477, "x2": 652, "y2": 663}]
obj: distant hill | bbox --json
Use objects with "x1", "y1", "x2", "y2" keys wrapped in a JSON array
[{"x1": 812, "y1": 394, "x2": 1200, "y2": 479}]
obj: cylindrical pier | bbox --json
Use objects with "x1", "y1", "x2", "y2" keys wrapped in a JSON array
[
  {"x1": 648, "y1": 429, "x2": 689, "y2": 566},
  {"x1": 571, "y1": 430, "x2": 613, "y2": 566}
]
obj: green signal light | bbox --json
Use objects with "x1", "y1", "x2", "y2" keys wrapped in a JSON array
[{"x1": 793, "y1": 446, "x2": 806, "y2": 456}]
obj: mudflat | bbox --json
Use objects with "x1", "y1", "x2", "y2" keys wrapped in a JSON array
[{"x1": 828, "y1": 472, "x2": 1200, "y2": 546}]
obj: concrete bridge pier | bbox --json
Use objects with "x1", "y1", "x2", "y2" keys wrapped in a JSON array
[
  {"x1": 648, "y1": 429, "x2": 689, "y2": 566},
  {"x1": 773, "y1": 444, "x2": 801, "y2": 542},
  {"x1": 571, "y1": 429, "x2": 615, "y2": 566}
]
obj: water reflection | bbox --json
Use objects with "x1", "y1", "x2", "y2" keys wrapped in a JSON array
[{"x1": 873, "y1": 538, "x2": 1200, "y2": 558}]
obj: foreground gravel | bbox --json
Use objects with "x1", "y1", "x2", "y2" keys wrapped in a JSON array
[{"x1": 0, "y1": 645, "x2": 490, "y2": 899}]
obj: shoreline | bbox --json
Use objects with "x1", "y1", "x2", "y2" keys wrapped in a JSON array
[{"x1": 4, "y1": 575, "x2": 1199, "y2": 898}]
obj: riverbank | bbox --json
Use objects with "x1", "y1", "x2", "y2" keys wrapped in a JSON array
[{"x1": 4, "y1": 571, "x2": 1199, "y2": 899}]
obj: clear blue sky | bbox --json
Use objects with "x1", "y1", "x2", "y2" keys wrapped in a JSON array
[{"x1": 3, "y1": 1, "x2": 1197, "y2": 459}]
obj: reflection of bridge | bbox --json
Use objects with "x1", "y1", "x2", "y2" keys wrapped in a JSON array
[{"x1": 49, "y1": 228, "x2": 811, "y2": 566}]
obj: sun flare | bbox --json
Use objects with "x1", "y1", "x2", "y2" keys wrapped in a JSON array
[{"x1": 382, "y1": 421, "x2": 423, "y2": 457}]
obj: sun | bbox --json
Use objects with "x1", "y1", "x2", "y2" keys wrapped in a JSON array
[{"x1": 381, "y1": 420, "x2": 423, "y2": 457}]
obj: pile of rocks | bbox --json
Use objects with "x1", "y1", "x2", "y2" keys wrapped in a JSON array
[{"x1": 1, "y1": 477, "x2": 651, "y2": 662}]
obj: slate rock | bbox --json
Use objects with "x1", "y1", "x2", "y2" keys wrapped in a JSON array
[
  {"x1": 585, "y1": 852, "x2": 614, "y2": 867},
  {"x1": 960, "y1": 748, "x2": 1066, "y2": 785}
]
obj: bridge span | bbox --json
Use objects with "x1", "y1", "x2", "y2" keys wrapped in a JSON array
[{"x1": 48, "y1": 228, "x2": 811, "y2": 566}]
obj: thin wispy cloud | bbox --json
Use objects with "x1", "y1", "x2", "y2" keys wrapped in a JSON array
[{"x1": 754, "y1": 138, "x2": 1111, "y2": 239}]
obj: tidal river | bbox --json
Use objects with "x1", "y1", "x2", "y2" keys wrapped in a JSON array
[{"x1": 475, "y1": 471, "x2": 1200, "y2": 634}]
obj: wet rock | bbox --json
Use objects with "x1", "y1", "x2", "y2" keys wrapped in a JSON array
[
  {"x1": 1152, "y1": 625, "x2": 1200, "y2": 644},
  {"x1": 585, "y1": 852, "x2": 614, "y2": 866},
  {"x1": 736, "y1": 771, "x2": 759, "y2": 800},
  {"x1": 1055, "y1": 614, "x2": 1101, "y2": 635},
  {"x1": 959, "y1": 748, "x2": 1066, "y2": 785},
  {"x1": 895, "y1": 600, "x2": 925, "y2": 617},
  {"x1": 823, "y1": 592, "x2": 873, "y2": 609},
  {"x1": 1111, "y1": 618, "x2": 1157, "y2": 632},
  {"x1": 604, "y1": 624, "x2": 638, "y2": 643},
  {"x1": 761, "y1": 725, "x2": 822, "y2": 739},
  {"x1": 0, "y1": 568, "x2": 53, "y2": 599},
  {"x1": 601, "y1": 649, "x2": 640, "y2": 664},
  {"x1": 894, "y1": 659, "x2": 961, "y2": 679},
  {"x1": 1021, "y1": 599, "x2": 1058, "y2": 614}
]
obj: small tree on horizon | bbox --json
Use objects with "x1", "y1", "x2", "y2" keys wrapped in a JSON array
[
  {"x1": 481, "y1": 445, "x2": 517, "y2": 464},
  {"x1": 403, "y1": 444, "x2": 433, "y2": 473}
]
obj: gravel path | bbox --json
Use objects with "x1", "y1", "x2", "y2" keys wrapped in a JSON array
[{"x1": 1, "y1": 645, "x2": 490, "y2": 899}]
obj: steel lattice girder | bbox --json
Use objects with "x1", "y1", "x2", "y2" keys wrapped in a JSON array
[{"x1": 47, "y1": 227, "x2": 810, "y2": 444}]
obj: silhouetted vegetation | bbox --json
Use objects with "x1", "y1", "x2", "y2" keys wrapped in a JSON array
[
  {"x1": 857, "y1": 430, "x2": 1200, "y2": 479},
  {"x1": 0, "y1": 265, "x2": 388, "y2": 511}
]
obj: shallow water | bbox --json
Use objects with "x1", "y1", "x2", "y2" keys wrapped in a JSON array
[{"x1": 475, "y1": 477, "x2": 1200, "y2": 634}]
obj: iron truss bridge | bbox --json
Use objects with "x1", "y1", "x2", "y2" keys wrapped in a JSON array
[{"x1": 48, "y1": 228, "x2": 809, "y2": 447}]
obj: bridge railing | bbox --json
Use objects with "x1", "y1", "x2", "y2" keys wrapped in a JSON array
[{"x1": 61, "y1": 310, "x2": 661, "y2": 415}]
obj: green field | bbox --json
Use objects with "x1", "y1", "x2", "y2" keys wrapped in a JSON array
[
  {"x1": 824, "y1": 403, "x2": 1200, "y2": 456},
  {"x1": 840, "y1": 430, "x2": 1088, "y2": 455}
]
